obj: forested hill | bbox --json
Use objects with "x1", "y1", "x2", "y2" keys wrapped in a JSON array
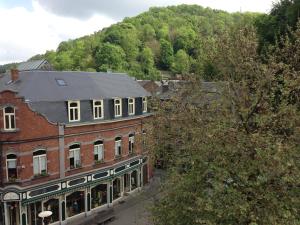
[{"x1": 30, "y1": 5, "x2": 260, "y2": 80}]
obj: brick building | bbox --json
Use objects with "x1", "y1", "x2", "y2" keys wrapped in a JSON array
[{"x1": 0, "y1": 69, "x2": 152, "y2": 225}]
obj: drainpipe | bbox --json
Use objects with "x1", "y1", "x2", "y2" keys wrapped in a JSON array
[
  {"x1": 58, "y1": 124, "x2": 65, "y2": 179},
  {"x1": 0, "y1": 141, "x2": 3, "y2": 187}
]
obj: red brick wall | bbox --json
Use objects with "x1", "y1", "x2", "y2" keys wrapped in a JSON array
[
  {"x1": 0, "y1": 90, "x2": 151, "y2": 188},
  {"x1": 0, "y1": 91, "x2": 59, "y2": 186}
]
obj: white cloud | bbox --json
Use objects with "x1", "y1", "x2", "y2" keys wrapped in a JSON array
[
  {"x1": 37, "y1": 0, "x2": 274, "y2": 20},
  {"x1": 0, "y1": 1, "x2": 114, "y2": 64}
]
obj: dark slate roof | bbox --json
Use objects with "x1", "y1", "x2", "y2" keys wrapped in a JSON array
[
  {"x1": 0, "y1": 71, "x2": 150, "y2": 101},
  {"x1": 0, "y1": 71, "x2": 150, "y2": 124},
  {"x1": 17, "y1": 59, "x2": 48, "y2": 71}
]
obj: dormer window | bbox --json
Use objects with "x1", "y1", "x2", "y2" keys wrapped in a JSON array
[
  {"x1": 114, "y1": 98, "x2": 122, "y2": 117},
  {"x1": 68, "y1": 101, "x2": 80, "y2": 122},
  {"x1": 142, "y1": 97, "x2": 147, "y2": 113},
  {"x1": 93, "y1": 100, "x2": 104, "y2": 119},
  {"x1": 128, "y1": 98, "x2": 135, "y2": 116},
  {"x1": 3, "y1": 106, "x2": 16, "y2": 130}
]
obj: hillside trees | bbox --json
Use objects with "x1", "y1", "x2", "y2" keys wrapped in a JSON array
[
  {"x1": 22, "y1": 5, "x2": 260, "y2": 80},
  {"x1": 147, "y1": 25, "x2": 300, "y2": 225},
  {"x1": 95, "y1": 43, "x2": 126, "y2": 72}
]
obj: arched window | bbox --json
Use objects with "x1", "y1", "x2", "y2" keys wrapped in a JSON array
[
  {"x1": 93, "y1": 100, "x2": 104, "y2": 119},
  {"x1": 69, "y1": 144, "x2": 81, "y2": 169},
  {"x1": 6, "y1": 154, "x2": 17, "y2": 181},
  {"x1": 33, "y1": 150, "x2": 47, "y2": 176},
  {"x1": 128, "y1": 98, "x2": 135, "y2": 115},
  {"x1": 3, "y1": 106, "x2": 16, "y2": 130},
  {"x1": 114, "y1": 98, "x2": 122, "y2": 117},
  {"x1": 128, "y1": 134, "x2": 135, "y2": 154},
  {"x1": 68, "y1": 101, "x2": 80, "y2": 122},
  {"x1": 115, "y1": 137, "x2": 122, "y2": 157},
  {"x1": 94, "y1": 141, "x2": 104, "y2": 162}
]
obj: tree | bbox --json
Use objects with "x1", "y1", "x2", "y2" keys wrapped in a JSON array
[
  {"x1": 159, "y1": 39, "x2": 174, "y2": 69},
  {"x1": 147, "y1": 26, "x2": 300, "y2": 225},
  {"x1": 95, "y1": 43, "x2": 126, "y2": 72},
  {"x1": 139, "y1": 47, "x2": 160, "y2": 79},
  {"x1": 172, "y1": 49, "x2": 190, "y2": 74}
]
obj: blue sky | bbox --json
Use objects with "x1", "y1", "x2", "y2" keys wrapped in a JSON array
[
  {"x1": 0, "y1": 0, "x2": 276, "y2": 65},
  {"x1": 0, "y1": 0, "x2": 32, "y2": 10}
]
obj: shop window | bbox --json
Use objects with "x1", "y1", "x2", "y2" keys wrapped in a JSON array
[
  {"x1": 44, "y1": 199, "x2": 59, "y2": 223},
  {"x1": 28, "y1": 202, "x2": 42, "y2": 225},
  {"x1": 91, "y1": 184, "x2": 107, "y2": 209},
  {"x1": 131, "y1": 170, "x2": 138, "y2": 190},
  {"x1": 6, "y1": 154, "x2": 17, "y2": 181},
  {"x1": 113, "y1": 178, "x2": 122, "y2": 200},
  {"x1": 66, "y1": 191, "x2": 85, "y2": 217},
  {"x1": 69, "y1": 144, "x2": 81, "y2": 169}
]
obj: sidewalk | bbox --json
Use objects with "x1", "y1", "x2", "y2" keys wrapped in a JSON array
[
  {"x1": 76, "y1": 169, "x2": 164, "y2": 225},
  {"x1": 109, "y1": 169, "x2": 164, "y2": 225}
]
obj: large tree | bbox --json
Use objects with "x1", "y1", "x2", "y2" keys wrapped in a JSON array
[{"x1": 147, "y1": 25, "x2": 300, "y2": 225}]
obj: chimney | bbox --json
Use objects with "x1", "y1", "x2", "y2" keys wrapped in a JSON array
[{"x1": 11, "y1": 69, "x2": 19, "y2": 82}]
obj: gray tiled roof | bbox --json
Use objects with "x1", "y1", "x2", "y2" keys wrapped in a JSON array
[
  {"x1": 0, "y1": 71, "x2": 149, "y2": 101},
  {"x1": 17, "y1": 59, "x2": 47, "y2": 71},
  {"x1": 0, "y1": 71, "x2": 150, "y2": 124}
]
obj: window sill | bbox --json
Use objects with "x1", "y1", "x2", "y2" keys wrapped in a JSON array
[
  {"x1": 114, "y1": 155, "x2": 122, "y2": 161},
  {"x1": 69, "y1": 165, "x2": 82, "y2": 171},
  {"x1": 1, "y1": 128, "x2": 20, "y2": 133},
  {"x1": 4, "y1": 179, "x2": 21, "y2": 184},
  {"x1": 128, "y1": 152, "x2": 136, "y2": 157},
  {"x1": 32, "y1": 173, "x2": 49, "y2": 180},
  {"x1": 94, "y1": 160, "x2": 105, "y2": 165}
]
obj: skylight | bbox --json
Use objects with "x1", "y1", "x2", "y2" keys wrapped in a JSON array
[{"x1": 56, "y1": 79, "x2": 67, "y2": 86}]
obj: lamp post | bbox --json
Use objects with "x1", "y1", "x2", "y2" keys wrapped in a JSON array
[{"x1": 38, "y1": 211, "x2": 52, "y2": 225}]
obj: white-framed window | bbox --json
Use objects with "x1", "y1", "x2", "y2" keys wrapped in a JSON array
[
  {"x1": 114, "y1": 98, "x2": 122, "y2": 117},
  {"x1": 94, "y1": 140, "x2": 104, "y2": 162},
  {"x1": 115, "y1": 137, "x2": 122, "y2": 157},
  {"x1": 69, "y1": 144, "x2": 81, "y2": 169},
  {"x1": 142, "y1": 97, "x2": 147, "y2": 113},
  {"x1": 33, "y1": 150, "x2": 47, "y2": 176},
  {"x1": 129, "y1": 134, "x2": 135, "y2": 154},
  {"x1": 6, "y1": 154, "x2": 17, "y2": 181},
  {"x1": 3, "y1": 106, "x2": 16, "y2": 130},
  {"x1": 68, "y1": 101, "x2": 80, "y2": 122},
  {"x1": 93, "y1": 100, "x2": 104, "y2": 119},
  {"x1": 128, "y1": 98, "x2": 135, "y2": 115}
]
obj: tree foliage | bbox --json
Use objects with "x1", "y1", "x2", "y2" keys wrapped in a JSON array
[
  {"x1": 146, "y1": 25, "x2": 300, "y2": 225},
  {"x1": 24, "y1": 4, "x2": 259, "y2": 80}
]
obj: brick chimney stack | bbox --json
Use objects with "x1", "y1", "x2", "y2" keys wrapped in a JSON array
[{"x1": 11, "y1": 69, "x2": 19, "y2": 81}]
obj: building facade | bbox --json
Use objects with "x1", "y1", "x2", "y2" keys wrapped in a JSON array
[{"x1": 0, "y1": 70, "x2": 152, "y2": 225}]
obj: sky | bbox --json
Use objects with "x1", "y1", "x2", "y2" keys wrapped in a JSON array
[{"x1": 0, "y1": 0, "x2": 276, "y2": 65}]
